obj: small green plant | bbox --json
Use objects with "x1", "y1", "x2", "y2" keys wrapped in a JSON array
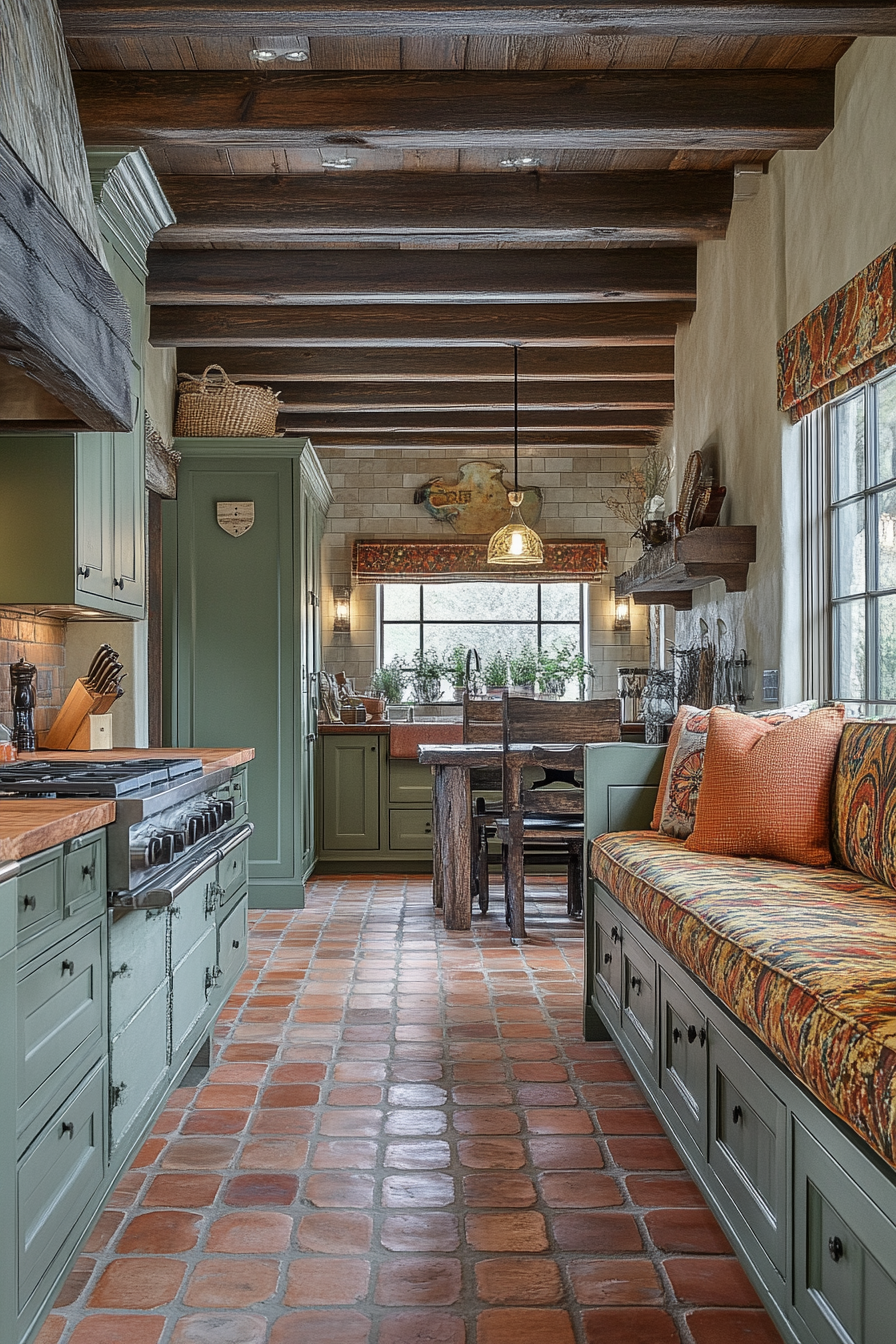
[
  {"x1": 409, "y1": 648, "x2": 445, "y2": 703},
  {"x1": 483, "y1": 651, "x2": 507, "y2": 689},
  {"x1": 508, "y1": 642, "x2": 538, "y2": 688},
  {"x1": 448, "y1": 644, "x2": 469, "y2": 688},
  {"x1": 369, "y1": 660, "x2": 407, "y2": 703},
  {"x1": 566, "y1": 650, "x2": 595, "y2": 694},
  {"x1": 537, "y1": 640, "x2": 574, "y2": 695}
]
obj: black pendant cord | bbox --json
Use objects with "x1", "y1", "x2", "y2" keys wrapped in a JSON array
[{"x1": 513, "y1": 343, "x2": 519, "y2": 492}]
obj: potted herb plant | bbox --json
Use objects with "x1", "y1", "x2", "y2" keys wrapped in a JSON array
[
  {"x1": 448, "y1": 644, "x2": 469, "y2": 701},
  {"x1": 537, "y1": 640, "x2": 574, "y2": 698},
  {"x1": 369, "y1": 660, "x2": 407, "y2": 714},
  {"x1": 409, "y1": 648, "x2": 444, "y2": 704},
  {"x1": 483, "y1": 651, "x2": 507, "y2": 696},
  {"x1": 508, "y1": 643, "x2": 538, "y2": 697},
  {"x1": 567, "y1": 650, "x2": 595, "y2": 699}
]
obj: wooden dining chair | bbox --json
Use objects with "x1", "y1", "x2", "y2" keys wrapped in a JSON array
[
  {"x1": 462, "y1": 693, "x2": 503, "y2": 914},
  {"x1": 498, "y1": 694, "x2": 621, "y2": 938}
]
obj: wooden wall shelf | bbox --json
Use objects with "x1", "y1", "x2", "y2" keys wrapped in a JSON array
[{"x1": 615, "y1": 525, "x2": 756, "y2": 610}]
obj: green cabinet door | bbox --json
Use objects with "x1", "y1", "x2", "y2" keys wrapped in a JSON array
[
  {"x1": 111, "y1": 367, "x2": 145, "y2": 610},
  {"x1": 76, "y1": 433, "x2": 114, "y2": 603},
  {"x1": 322, "y1": 735, "x2": 381, "y2": 850}
]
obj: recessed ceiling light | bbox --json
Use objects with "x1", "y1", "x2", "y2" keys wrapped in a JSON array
[
  {"x1": 320, "y1": 156, "x2": 357, "y2": 169},
  {"x1": 249, "y1": 48, "x2": 278, "y2": 61},
  {"x1": 285, "y1": 49, "x2": 309, "y2": 61},
  {"x1": 499, "y1": 155, "x2": 542, "y2": 169}
]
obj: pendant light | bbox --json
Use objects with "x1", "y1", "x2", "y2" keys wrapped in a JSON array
[{"x1": 487, "y1": 345, "x2": 544, "y2": 566}]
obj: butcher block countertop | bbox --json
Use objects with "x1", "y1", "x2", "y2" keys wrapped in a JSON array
[
  {"x1": 0, "y1": 800, "x2": 117, "y2": 864},
  {"x1": 25, "y1": 746, "x2": 255, "y2": 773}
]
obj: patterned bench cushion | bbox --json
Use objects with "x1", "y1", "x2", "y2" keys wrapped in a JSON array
[{"x1": 591, "y1": 830, "x2": 896, "y2": 1167}]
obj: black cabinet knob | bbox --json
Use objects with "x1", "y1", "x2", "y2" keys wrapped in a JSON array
[
  {"x1": 604, "y1": 952, "x2": 612, "y2": 965},
  {"x1": 672, "y1": 1028, "x2": 681, "y2": 1043},
  {"x1": 828, "y1": 1236, "x2": 844, "y2": 1263},
  {"x1": 732, "y1": 1105, "x2": 743, "y2": 1124},
  {"x1": 61, "y1": 959, "x2": 75, "y2": 975},
  {"x1": 78, "y1": 565, "x2": 90, "y2": 578},
  {"x1": 630, "y1": 975, "x2": 642, "y2": 993},
  {"x1": 232, "y1": 939, "x2": 241, "y2": 949},
  {"x1": 22, "y1": 894, "x2": 36, "y2": 911},
  {"x1": 81, "y1": 861, "x2": 95, "y2": 880},
  {"x1": 699, "y1": 1028, "x2": 707, "y2": 1047},
  {"x1": 687, "y1": 1025, "x2": 697, "y2": 1044},
  {"x1": 60, "y1": 1121, "x2": 75, "y2": 1138},
  {"x1": 611, "y1": 926, "x2": 620, "y2": 943},
  {"x1": 113, "y1": 576, "x2": 125, "y2": 589}
]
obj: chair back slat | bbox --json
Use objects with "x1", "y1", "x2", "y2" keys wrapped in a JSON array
[
  {"x1": 463, "y1": 692, "x2": 503, "y2": 743},
  {"x1": 501, "y1": 693, "x2": 621, "y2": 748}
]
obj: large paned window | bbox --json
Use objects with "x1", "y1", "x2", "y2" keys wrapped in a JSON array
[
  {"x1": 378, "y1": 582, "x2": 586, "y2": 687},
  {"x1": 828, "y1": 369, "x2": 896, "y2": 713}
]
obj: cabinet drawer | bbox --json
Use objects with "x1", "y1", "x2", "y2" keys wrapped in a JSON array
[
  {"x1": 659, "y1": 968, "x2": 707, "y2": 1149},
  {"x1": 794, "y1": 1121, "x2": 896, "y2": 1344},
  {"x1": 218, "y1": 839, "x2": 248, "y2": 912},
  {"x1": 218, "y1": 895, "x2": 248, "y2": 996},
  {"x1": 216, "y1": 769, "x2": 248, "y2": 823},
  {"x1": 17, "y1": 923, "x2": 104, "y2": 1112},
  {"x1": 708, "y1": 1026, "x2": 787, "y2": 1272},
  {"x1": 109, "y1": 908, "x2": 167, "y2": 1037},
  {"x1": 17, "y1": 854, "x2": 63, "y2": 945},
  {"x1": 389, "y1": 809, "x2": 433, "y2": 851},
  {"x1": 593, "y1": 897, "x2": 623, "y2": 1015},
  {"x1": 170, "y1": 872, "x2": 216, "y2": 966},
  {"x1": 389, "y1": 758, "x2": 433, "y2": 805},
  {"x1": 171, "y1": 923, "x2": 217, "y2": 1064},
  {"x1": 18, "y1": 1060, "x2": 106, "y2": 1310},
  {"x1": 621, "y1": 928, "x2": 657, "y2": 1072},
  {"x1": 110, "y1": 983, "x2": 169, "y2": 1155},
  {"x1": 63, "y1": 834, "x2": 105, "y2": 922}
]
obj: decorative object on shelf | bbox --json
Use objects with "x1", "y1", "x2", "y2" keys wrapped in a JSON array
[
  {"x1": 369, "y1": 661, "x2": 408, "y2": 708},
  {"x1": 613, "y1": 589, "x2": 632, "y2": 631},
  {"x1": 352, "y1": 538, "x2": 606, "y2": 583},
  {"x1": 614, "y1": 526, "x2": 757, "y2": 611},
  {"x1": 360, "y1": 696, "x2": 386, "y2": 723},
  {"x1": 42, "y1": 643, "x2": 126, "y2": 749},
  {"x1": 9, "y1": 657, "x2": 36, "y2": 752},
  {"x1": 409, "y1": 648, "x2": 445, "y2": 704},
  {"x1": 777, "y1": 240, "x2": 896, "y2": 422},
  {"x1": 333, "y1": 585, "x2": 352, "y2": 635},
  {"x1": 618, "y1": 667, "x2": 649, "y2": 724},
  {"x1": 673, "y1": 642, "x2": 717, "y2": 710},
  {"x1": 175, "y1": 363, "x2": 282, "y2": 438},
  {"x1": 602, "y1": 445, "x2": 672, "y2": 550},
  {"x1": 642, "y1": 667, "x2": 676, "y2": 744},
  {"x1": 676, "y1": 450, "x2": 704, "y2": 534},
  {"x1": 216, "y1": 500, "x2": 255, "y2": 537},
  {"x1": 318, "y1": 671, "x2": 343, "y2": 723},
  {"x1": 415, "y1": 461, "x2": 542, "y2": 535},
  {"x1": 487, "y1": 345, "x2": 544, "y2": 566}
]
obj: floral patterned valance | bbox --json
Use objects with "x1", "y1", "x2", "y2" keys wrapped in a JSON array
[
  {"x1": 352, "y1": 539, "x2": 607, "y2": 584},
  {"x1": 777, "y1": 242, "x2": 896, "y2": 423}
]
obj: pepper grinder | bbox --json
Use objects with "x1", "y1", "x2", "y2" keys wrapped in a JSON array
[{"x1": 10, "y1": 657, "x2": 37, "y2": 752}]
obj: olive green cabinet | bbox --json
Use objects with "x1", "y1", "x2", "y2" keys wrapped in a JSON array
[
  {"x1": 322, "y1": 735, "x2": 381, "y2": 851},
  {"x1": 165, "y1": 440, "x2": 331, "y2": 907},
  {"x1": 316, "y1": 735, "x2": 435, "y2": 872}
]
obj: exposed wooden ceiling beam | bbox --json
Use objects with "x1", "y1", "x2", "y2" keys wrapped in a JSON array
[
  {"x1": 154, "y1": 301, "x2": 690, "y2": 346},
  {"x1": 177, "y1": 346, "x2": 676, "y2": 381},
  {"x1": 74, "y1": 70, "x2": 834, "y2": 151},
  {"x1": 153, "y1": 172, "x2": 731, "y2": 246},
  {"x1": 149, "y1": 247, "x2": 697, "y2": 306},
  {"x1": 267, "y1": 381, "x2": 673, "y2": 410},
  {"x1": 273, "y1": 409, "x2": 672, "y2": 428},
  {"x1": 286, "y1": 430, "x2": 662, "y2": 447},
  {"x1": 58, "y1": 3, "x2": 896, "y2": 39}
]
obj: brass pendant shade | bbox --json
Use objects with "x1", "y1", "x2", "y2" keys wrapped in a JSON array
[{"x1": 487, "y1": 345, "x2": 544, "y2": 566}]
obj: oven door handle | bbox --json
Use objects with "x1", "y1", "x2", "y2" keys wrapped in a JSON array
[{"x1": 216, "y1": 821, "x2": 254, "y2": 862}]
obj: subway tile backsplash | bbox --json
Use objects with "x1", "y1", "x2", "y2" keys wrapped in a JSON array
[{"x1": 0, "y1": 607, "x2": 66, "y2": 736}]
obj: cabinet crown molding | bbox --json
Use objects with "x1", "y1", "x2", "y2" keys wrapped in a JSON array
[{"x1": 87, "y1": 147, "x2": 175, "y2": 272}]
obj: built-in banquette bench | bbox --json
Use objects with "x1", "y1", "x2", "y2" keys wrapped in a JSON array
[{"x1": 583, "y1": 724, "x2": 896, "y2": 1344}]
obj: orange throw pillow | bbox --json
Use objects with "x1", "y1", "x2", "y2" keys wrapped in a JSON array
[
  {"x1": 651, "y1": 706, "x2": 687, "y2": 829},
  {"x1": 685, "y1": 705, "x2": 845, "y2": 866}
]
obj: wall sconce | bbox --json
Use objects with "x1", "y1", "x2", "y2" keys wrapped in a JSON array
[
  {"x1": 613, "y1": 589, "x2": 631, "y2": 632},
  {"x1": 333, "y1": 586, "x2": 352, "y2": 635}
]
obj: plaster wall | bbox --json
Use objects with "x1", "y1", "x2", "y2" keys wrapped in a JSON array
[
  {"x1": 668, "y1": 36, "x2": 896, "y2": 706},
  {"x1": 317, "y1": 444, "x2": 651, "y2": 696}
]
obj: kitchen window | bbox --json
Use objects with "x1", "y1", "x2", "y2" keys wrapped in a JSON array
[
  {"x1": 823, "y1": 368, "x2": 896, "y2": 714},
  {"x1": 378, "y1": 581, "x2": 586, "y2": 683}
]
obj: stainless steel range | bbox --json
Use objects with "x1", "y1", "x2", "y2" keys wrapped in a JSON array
[{"x1": 0, "y1": 757, "x2": 254, "y2": 908}]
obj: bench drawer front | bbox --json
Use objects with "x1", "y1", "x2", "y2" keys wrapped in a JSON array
[
  {"x1": 389, "y1": 809, "x2": 433, "y2": 850},
  {"x1": 218, "y1": 838, "x2": 249, "y2": 913},
  {"x1": 18, "y1": 924, "x2": 104, "y2": 1109},
  {"x1": 218, "y1": 895, "x2": 248, "y2": 996},
  {"x1": 109, "y1": 909, "x2": 167, "y2": 1038},
  {"x1": 794, "y1": 1122, "x2": 896, "y2": 1344},
  {"x1": 171, "y1": 924, "x2": 217, "y2": 1064},
  {"x1": 390, "y1": 758, "x2": 433, "y2": 805},
  {"x1": 17, "y1": 855, "x2": 63, "y2": 945},
  {"x1": 708, "y1": 1027, "x2": 787, "y2": 1272},
  {"x1": 170, "y1": 873, "x2": 215, "y2": 967},
  {"x1": 659, "y1": 969, "x2": 707, "y2": 1149},
  {"x1": 621, "y1": 929, "x2": 657, "y2": 1072},
  {"x1": 110, "y1": 983, "x2": 169, "y2": 1155},
  {"x1": 594, "y1": 896, "x2": 623, "y2": 1015},
  {"x1": 18, "y1": 1060, "x2": 106, "y2": 1310},
  {"x1": 63, "y1": 835, "x2": 105, "y2": 922}
]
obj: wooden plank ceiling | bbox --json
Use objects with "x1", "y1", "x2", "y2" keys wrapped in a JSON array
[{"x1": 59, "y1": 3, "x2": 894, "y2": 452}]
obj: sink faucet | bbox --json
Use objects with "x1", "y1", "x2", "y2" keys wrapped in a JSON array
[{"x1": 465, "y1": 647, "x2": 481, "y2": 691}]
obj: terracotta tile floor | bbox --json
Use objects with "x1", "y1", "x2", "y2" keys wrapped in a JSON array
[{"x1": 41, "y1": 875, "x2": 783, "y2": 1344}]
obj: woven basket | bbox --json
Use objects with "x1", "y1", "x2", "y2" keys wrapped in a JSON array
[{"x1": 174, "y1": 364, "x2": 282, "y2": 438}]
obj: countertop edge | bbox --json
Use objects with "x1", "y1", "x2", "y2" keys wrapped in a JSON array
[{"x1": 0, "y1": 800, "x2": 117, "y2": 863}]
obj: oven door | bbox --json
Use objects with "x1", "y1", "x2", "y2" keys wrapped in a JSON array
[{"x1": 110, "y1": 822, "x2": 254, "y2": 911}]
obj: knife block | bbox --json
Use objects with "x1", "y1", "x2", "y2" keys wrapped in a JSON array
[{"x1": 42, "y1": 679, "x2": 119, "y2": 750}]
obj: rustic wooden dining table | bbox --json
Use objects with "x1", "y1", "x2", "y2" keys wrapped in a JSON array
[{"x1": 417, "y1": 740, "x2": 585, "y2": 938}]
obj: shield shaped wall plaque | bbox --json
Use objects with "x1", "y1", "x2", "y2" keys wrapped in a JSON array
[{"x1": 217, "y1": 501, "x2": 255, "y2": 537}]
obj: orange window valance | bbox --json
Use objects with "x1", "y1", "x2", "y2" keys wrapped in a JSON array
[
  {"x1": 777, "y1": 241, "x2": 896, "y2": 423},
  {"x1": 352, "y1": 538, "x2": 607, "y2": 583}
]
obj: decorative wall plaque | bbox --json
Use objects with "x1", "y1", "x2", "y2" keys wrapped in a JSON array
[
  {"x1": 216, "y1": 501, "x2": 255, "y2": 537},
  {"x1": 414, "y1": 461, "x2": 542, "y2": 535}
]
